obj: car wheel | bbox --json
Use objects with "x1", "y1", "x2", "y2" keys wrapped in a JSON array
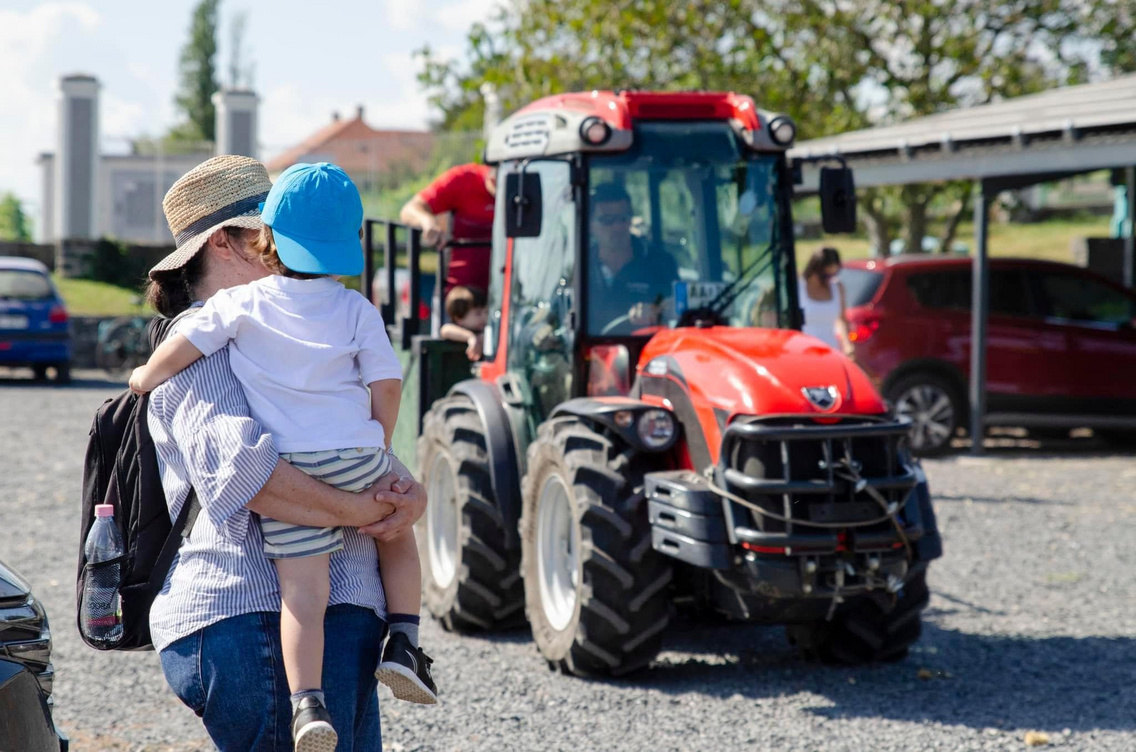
[
  {"x1": 32, "y1": 365, "x2": 48, "y2": 381},
  {"x1": 52, "y1": 363, "x2": 71, "y2": 385},
  {"x1": 887, "y1": 372, "x2": 964, "y2": 456}
]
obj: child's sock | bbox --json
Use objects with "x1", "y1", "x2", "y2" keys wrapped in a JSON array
[
  {"x1": 388, "y1": 614, "x2": 420, "y2": 648},
  {"x1": 290, "y1": 689, "x2": 325, "y2": 713}
]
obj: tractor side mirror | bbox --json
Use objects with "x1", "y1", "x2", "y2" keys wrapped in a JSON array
[
  {"x1": 819, "y1": 166, "x2": 857, "y2": 234},
  {"x1": 505, "y1": 171, "x2": 543, "y2": 238}
]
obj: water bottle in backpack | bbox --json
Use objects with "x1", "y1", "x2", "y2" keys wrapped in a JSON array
[{"x1": 80, "y1": 504, "x2": 124, "y2": 645}]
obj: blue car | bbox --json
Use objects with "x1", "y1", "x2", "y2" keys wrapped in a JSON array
[{"x1": 0, "y1": 257, "x2": 71, "y2": 383}]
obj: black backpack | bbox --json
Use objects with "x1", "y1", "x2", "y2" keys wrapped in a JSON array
[{"x1": 76, "y1": 316, "x2": 199, "y2": 651}]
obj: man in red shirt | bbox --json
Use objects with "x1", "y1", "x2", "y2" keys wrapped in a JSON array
[{"x1": 400, "y1": 163, "x2": 496, "y2": 295}]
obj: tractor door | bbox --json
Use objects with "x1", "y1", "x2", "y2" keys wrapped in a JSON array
[{"x1": 498, "y1": 159, "x2": 579, "y2": 446}]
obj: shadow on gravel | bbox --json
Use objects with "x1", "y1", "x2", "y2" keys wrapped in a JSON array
[
  {"x1": 624, "y1": 619, "x2": 1134, "y2": 733},
  {"x1": 932, "y1": 493, "x2": 1070, "y2": 506},
  {"x1": 0, "y1": 372, "x2": 125, "y2": 391}
]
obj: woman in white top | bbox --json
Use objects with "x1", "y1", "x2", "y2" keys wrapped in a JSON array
[{"x1": 799, "y1": 246, "x2": 854, "y2": 356}]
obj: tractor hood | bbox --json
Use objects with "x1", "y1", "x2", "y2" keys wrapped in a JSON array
[{"x1": 637, "y1": 326, "x2": 887, "y2": 419}]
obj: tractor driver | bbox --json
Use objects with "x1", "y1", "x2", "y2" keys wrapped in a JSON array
[{"x1": 587, "y1": 183, "x2": 678, "y2": 334}]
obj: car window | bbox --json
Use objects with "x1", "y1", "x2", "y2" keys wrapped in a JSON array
[
  {"x1": 907, "y1": 271, "x2": 969, "y2": 310},
  {"x1": 1036, "y1": 272, "x2": 1134, "y2": 325},
  {"x1": 906, "y1": 269, "x2": 1032, "y2": 317},
  {"x1": 839, "y1": 268, "x2": 884, "y2": 307},
  {"x1": 0, "y1": 270, "x2": 53, "y2": 300}
]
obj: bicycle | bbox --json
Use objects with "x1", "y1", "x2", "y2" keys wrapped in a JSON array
[{"x1": 95, "y1": 316, "x2": 151, "y2": 381}]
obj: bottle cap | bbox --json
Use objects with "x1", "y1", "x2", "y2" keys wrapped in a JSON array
[{"x1": 95, "y1": 504, "x2": 115, "y2": 518}]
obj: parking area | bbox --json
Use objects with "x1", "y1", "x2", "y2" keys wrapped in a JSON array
[{"x1": 1, "y1": 372, "x2": 1133, "y2": 751}]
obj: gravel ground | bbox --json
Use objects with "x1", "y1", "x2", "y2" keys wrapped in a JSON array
[{"x1": 1, "y1": 369, "x2": 1133, "y2": 751}]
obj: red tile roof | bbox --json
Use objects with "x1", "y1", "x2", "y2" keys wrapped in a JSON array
[{"x1": 266, "y1": 112, "x2": 435, "y2": 183}]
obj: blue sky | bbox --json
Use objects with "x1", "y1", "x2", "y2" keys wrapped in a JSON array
[{"x1": 0, "y1": 0, "x2": 495, "y2": 229}]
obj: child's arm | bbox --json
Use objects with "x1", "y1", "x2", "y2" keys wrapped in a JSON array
[
  {"x1": 440, "y1": 322, "x2": 476, "y2": 343},
  {"x1": 129, "y1": 334, "x2": 205, "y2": 394},
  {"x1": 369, "y1": 379, "x2": 401, "y2": 449},
  {"x1": 440, "y1": 323, "x2": 483, "y2": 360}
]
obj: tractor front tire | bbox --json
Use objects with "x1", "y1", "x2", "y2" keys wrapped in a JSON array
[
  {"x1": 787, "y1": 569, "x2": 929, "y2": 665},
  {"x1": 417, "y1": 396, "x2": 525, "y2": 632},
  {"x1": 520, "y1": 418, "x2": 672, "y2": 677}
]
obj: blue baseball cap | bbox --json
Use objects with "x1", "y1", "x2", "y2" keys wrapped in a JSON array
[{"x1": 260, "y1": 162, "x2": 364, "y2": 275}]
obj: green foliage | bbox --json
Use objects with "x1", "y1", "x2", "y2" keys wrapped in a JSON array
[
  {"x1": 0, "y1": 193, "x2": 31, "y2": 242},
  {"x1": 418, "y1": 1, "x2": 1136, "y2": 251},
  {"x1": 170, "y1": 0, "x2": 220, "y2": 144},
  {"x1": 88, "y1": 239, "x2": 151, "y2": 289}
]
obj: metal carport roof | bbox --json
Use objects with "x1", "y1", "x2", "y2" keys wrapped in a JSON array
[{"x1": 790, "y1": 75, "x2": 1136, "y2": 455}]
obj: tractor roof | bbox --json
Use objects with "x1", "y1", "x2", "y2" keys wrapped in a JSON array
[{"x1": 484, "y1": 90, "x2": 790, "y2": 163}]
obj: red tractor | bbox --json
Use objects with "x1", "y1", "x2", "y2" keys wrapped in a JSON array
[{"x1": 386, "y1": 91, "x2": 942, "y2": 676}]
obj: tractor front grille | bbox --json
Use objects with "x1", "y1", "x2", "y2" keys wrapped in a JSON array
[{"x1": 717, "y1": 415, "x2": 919, "y2": 554}]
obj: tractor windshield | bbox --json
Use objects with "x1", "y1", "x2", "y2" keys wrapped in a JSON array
[{"x1": 586, "y1": 121, "x2": 792, "y2": 335}]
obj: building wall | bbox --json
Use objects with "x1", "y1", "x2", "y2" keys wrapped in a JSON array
[{"x1": 97, "y1": 154, "x2": 210, "y2": 245}]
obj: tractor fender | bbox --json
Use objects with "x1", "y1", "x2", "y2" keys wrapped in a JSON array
[
  {"x1": 550, "y1": 397, "x2": 680, "y2": 454},
  {"x1": 449, "y1": 379, "x2": 523, "y2": 550}
]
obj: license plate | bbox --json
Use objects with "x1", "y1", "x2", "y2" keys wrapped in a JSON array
[
  {"x1": 809, "y1": 501, "x2": 880, "y2": 523},
  {"x1": 673, "y1": 281, "x2": 731, "y2": 315},
  {"x1": 0, "y1": 315, "x2": 28, "y2": 329}
]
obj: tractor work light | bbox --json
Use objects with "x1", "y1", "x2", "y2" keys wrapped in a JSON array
[
  {"x1": 768, "y1": 116, "x2": 797, "y2": 146},
  {"x1": 580, "y1": 116, "x2": 612, "y2": 146},
  {"x1": 637, "y1": 409, "x2": 676, "y2": 450}
]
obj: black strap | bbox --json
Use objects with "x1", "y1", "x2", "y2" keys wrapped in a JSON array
[{"x1": 147, "y1": 490, "x2": 199, "y2": 594}]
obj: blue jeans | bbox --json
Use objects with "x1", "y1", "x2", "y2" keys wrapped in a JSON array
[{"x1": 159, "y1": 605, "x2": 384, "y2": 751}]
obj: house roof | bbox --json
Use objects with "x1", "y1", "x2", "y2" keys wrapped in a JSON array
[{"x1": 266, "y1": 112, "x2": 435, "y2": 178}]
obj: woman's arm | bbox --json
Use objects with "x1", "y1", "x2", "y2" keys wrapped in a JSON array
[
  {"x1": 246, "y1": 460, "x2": 399, "y2": 528},
  {"x1": 834, "y1": 281, "x2": 854, "y2": 356},
  {"x1": 129, "y1": 334, "x2": 204, "y2": 393}
]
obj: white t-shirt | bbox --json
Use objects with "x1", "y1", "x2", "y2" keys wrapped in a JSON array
[
  {"x1": 174, "y1": 275, "x2": 402, "y2": 453},
  {"x1": 799, "y1": 278, "x2": 842, "y2": 349}
]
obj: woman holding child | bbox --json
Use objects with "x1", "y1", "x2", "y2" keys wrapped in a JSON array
[{"x1": 138, "y1": 155, "x2": 431, "y2": 751}]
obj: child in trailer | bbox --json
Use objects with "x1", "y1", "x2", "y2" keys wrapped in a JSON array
[
  {"x1": 130, "y1": 162, "x2": 438, "y2": 752},
  {"x1": 439, "y1": 285, "x2": 489, "y2": 360}
]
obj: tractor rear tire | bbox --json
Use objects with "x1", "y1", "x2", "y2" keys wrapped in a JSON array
[
  {"x1": 417, "y1": 396, "x2": 525, "y2": 632},
  {"x1": 787, "y1": 569, "x2": 929, "y2": 665},
  {"x1": 520, "y1": 418, "x2": 672, "y2": 677}
]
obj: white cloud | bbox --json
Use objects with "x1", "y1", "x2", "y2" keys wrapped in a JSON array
[
  {"x1": 0, "y1": 2, "x2": 104, "y2": 221},
  {"x1": 385, "y1": 0, "x2": 418, "y2": 31},
  {"x1": 433, "y1": 0, "x2": 500, "y2": 32}
]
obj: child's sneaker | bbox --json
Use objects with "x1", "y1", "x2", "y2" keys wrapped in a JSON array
[
  {"x1": 375, "y1": 632, "x2": 439, "y2": 704},
  {"x1": 292, "y1": 695, "x2": 337, "y2": 752}
]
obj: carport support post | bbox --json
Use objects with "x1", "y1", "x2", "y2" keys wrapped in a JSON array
[
  {"x1": 969, "y1": 180, "x2": 991, "y2": 456},
  {"x1": 1125, "y1": 166, "x2": 1135, "y2": 289}
]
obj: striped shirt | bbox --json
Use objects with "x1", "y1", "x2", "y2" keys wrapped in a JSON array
[{"x1": 147, "y1": 342, "x2": 387, "y2": 653}]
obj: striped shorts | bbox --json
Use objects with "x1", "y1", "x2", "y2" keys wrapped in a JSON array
[{"x1": 260, "y1": 447, "x2": 393, "y2": 560}]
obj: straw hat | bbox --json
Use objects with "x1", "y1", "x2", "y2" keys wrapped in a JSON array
[{"x1": 148, "y1": 155, "x2": 272, "y2": 278}]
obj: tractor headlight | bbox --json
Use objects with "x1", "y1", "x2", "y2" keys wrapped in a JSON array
[
  {"x1": 768, "y1": 116, "x2": 797, "y2": 146},
  {"x1": 636, "y1": 409, "x2": 676, "y2": 450},
  {"x1": 579, "y1": 116, "x2": 612, "y2": 146}
]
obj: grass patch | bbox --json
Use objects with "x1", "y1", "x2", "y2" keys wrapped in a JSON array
[{"x1": 53, "y1": 275, "x2": 148, "y2": 316}]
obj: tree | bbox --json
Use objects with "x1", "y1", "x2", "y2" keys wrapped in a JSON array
[
  {"x1": 0, "y1": 194, "x2": 31, "y2": 242},
  {"x1": 416, "y1": 1, "x2": 868, "y2": 139},
  {"x1": 420, "y1": 1, "x2": 1134, "y2": 251},
  {"x1": 169, "y1": 0, "x2": 220, "y2": 144},
  {"x1": 227, "y1": 11, "x2": 255, "y2": 90}
]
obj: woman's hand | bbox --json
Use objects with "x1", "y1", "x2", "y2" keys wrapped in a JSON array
[{"x1": 357, "y1": 455, "x2": 427, "y2": 542}]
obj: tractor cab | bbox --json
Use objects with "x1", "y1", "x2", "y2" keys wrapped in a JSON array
[{"x1": 385, "y1": 91, "x2": 939, "y2": 678}]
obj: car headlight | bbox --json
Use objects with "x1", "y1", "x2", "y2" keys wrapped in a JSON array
[{"x1": 637, "y1": 409, "x2": 676, "y2": 449}]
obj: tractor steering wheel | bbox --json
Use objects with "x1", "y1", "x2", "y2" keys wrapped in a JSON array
[{"x1": 600, "y1": 314, "x2": 632, "y2": 336}]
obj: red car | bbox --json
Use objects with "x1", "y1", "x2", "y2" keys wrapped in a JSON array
[{"x1": 841, "y1": 255, "x2": 1136, "y2": 454}]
